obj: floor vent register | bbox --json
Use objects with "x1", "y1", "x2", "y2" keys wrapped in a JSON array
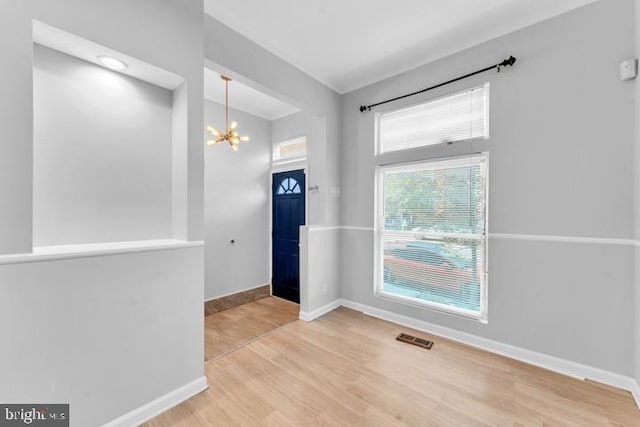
[{"x1": 396, "y1": 333, "x2": 433, "y2": 350}]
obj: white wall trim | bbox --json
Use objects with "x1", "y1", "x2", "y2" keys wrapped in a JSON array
[
  {"x1": 102, "y1": 376, "x2": 208, "y2": 427},
  {"x1": 630, "y1": 379, "x2": 640, "y2": 408},
  {"x1": 337, "y1": 299, "x2": 640, "y2": 407},
  {"x1": 299, "y1": 299, "x2": 342, "y2": 321},
  {"x1": 307, "y1": 226, "x2": 342, "y2": 232},
  {"x1": 340, "y1": 226, "x2": 375, "y2": 232},
  {"x1": 336, "y1": 227, "x2": 640, "y2": 246},
  {"x1": 204, "y1": 283, "x2": 270, "y2": 302},
  {"x1": 489, "y1": 233, "x2": 636, "y2": 246},
  {"x1": 0, "y1": 239, "x2": 204, "y2": 266},
  {"x1": 271, "y1": 159, "x2": 308, "y2": 174}
]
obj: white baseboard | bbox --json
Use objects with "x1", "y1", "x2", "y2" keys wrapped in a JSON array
[
  {"x1": 629, "y1": 378, "x2": 640, "y2": 408},
  {"x1": 204, "y1": 283, "x2": 270, "y2": 302},
  {"x1": 338, "y1": 299, "x2": 640, "y2": 408},
  {"x1": 102, "y1": 376, "x2": 208, "y2": 427},
  {"x1": 299, "y1": 299, "x2": 342, "y2": 321}
]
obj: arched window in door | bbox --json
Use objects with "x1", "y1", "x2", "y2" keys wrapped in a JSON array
[{"x1": 276, "y1": 177, "x2": 301, "y2": 195}]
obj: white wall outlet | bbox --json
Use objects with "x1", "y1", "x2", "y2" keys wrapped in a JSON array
[{"x1": 620, "y1": 58, "x2": 637, "y2": 81}]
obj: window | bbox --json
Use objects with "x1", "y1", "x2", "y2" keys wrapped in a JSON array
[
  {"x1": 376, "y1": 154, "x2": 488, "y2": 320},
  {"x1": 276, "y1": 177, "x2": 301, "y2": 195},
  {"x1": 377, "y1": 84, "x2": 488, "y2": 154},
  {"x1": 273, "y1": 136, "x2": 307, "y2": 164}
]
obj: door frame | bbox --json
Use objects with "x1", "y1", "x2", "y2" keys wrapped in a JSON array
[{"x1": 268, "y1": 162, "x2": 308, "y2": 300}]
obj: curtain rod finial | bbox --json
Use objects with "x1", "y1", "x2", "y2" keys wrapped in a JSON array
[
  {"x1": 359, "y1": 105, "x2": 368, "y2": 113},
  {"x1": 497, "y1": 55, "x2": 516, "y2": 72},
  {"x1": 500, "y1": 56, "x2": 517, "y2": 67}
]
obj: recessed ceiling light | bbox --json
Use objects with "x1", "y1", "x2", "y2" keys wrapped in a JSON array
[{"x1": 97, "y1": 55, "x2": 128, "y2": 71}]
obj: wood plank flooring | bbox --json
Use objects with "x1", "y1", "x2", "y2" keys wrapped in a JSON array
[
  {"x1": 204, "y1": 296, "x2": 299, "y2": 362},
  {"x1": 146, "y1": 306, "x2": 640, "y2": 426}
]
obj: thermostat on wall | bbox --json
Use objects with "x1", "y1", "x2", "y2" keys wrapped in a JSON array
[{"x1": 620, "y1": 58, "x2": 637, "y2": 81}]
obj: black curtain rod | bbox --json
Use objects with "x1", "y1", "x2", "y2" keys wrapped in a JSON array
[{"x1": 359, "y1": 55, "x2": 516, "y2": 113}]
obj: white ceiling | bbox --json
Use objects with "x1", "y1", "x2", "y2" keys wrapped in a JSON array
[
  {"x1": 204, "y1": 68, "x2": 300, "y2": 120},
  {"x1": 204, "y1": 0, "x2": 596, "y2": 94}
]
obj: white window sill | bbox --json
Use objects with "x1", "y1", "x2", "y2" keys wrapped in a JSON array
[
  {"x1": 376, "y1": 290, "x2": 487, "y2": 323},
  {"x1": 0, "y1": 239, "x2": 204, "y2": 265}
]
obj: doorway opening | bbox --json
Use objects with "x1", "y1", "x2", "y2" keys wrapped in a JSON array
[{"x1": 271, "y1": 169, "x2": 306, "y2": 303}]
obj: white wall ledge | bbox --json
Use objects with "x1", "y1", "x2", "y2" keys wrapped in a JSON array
[{"x1": 0, "y1": 239, "x2": 204, "y2": 266}]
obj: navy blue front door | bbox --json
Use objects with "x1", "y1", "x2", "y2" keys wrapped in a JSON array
[{"x1": 272, "y1": 170, "x2": 305, "y2": 303}]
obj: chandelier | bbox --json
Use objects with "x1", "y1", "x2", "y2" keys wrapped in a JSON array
[{"x1": 206, "y1": 75, "x2": 250, "y2": 151}]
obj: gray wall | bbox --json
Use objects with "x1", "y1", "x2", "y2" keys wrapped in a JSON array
[
  {"x1": 340, "y1": 0, "x2": 636, "y2": 376},
  {"x1": 204, "y1": 100, "x2": 271, "y2": 300},
  {"x1": 271, "y1": 112, "x2": 345, "y2": 313},
  {"x1": 271, "y1": 111, "x2": 323, "y2": 224},
  {"x1": 0, "y1": 0, "x2": 204, "y2": 255},
  {"x1": 205, "y1": 17, "x2": 343, "y2": 312},
  {"x1": 0, "y1": 1, "x2": 205, "y2": 425},
  {"x1": 33, "y1": 44, "x2": 173, "y2": 246},
  {"x1": 0, "y1": 247, "x2": 203, "y2": 426},
  {"x1": 204, "y1": 15, "x2": 342, "y2": 227}
]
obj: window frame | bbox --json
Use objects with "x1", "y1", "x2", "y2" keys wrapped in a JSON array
[
  {"x1": 272, "y1": 135, "x2": 307, "y2": 165},
  {"x1": 374, "y1": 153, "x2": 489, "y2": 322}
]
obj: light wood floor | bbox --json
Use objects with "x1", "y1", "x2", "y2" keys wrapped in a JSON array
[
  {"x1": 146, "y1": 306, "x2": 640, "y2": 426},
  {"x1": 204, "y1": 296, "x2": 299, "y2": 362}
]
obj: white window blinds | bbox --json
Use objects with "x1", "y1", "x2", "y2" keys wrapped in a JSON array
[
  {"x1": 378, "y1": 84, "x2": 489, "y2": 154},
  {"x1": 273, "y1": 136, "x2": 307, "y2": 163},
  {"x1": 377, "y1": 154, "x2": 488, "y2": 320}
]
